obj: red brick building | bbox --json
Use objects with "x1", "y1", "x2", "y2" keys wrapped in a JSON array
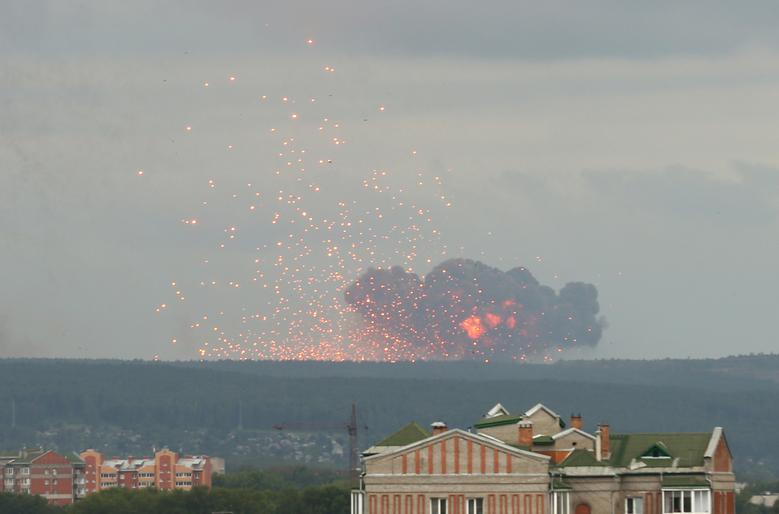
[
  {"x1": 354, "y1": 403, "x2": 736, "y2": 514},
  {"x1": 0, "y1": 448, "x2": 86, "y2": 506},
  {"x1": 80, "y1": 448, "x2": 212, "y2": 493}
]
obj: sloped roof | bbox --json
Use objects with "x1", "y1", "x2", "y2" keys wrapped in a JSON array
[
  {"x1": 364, "y1": 428, "x2": 551, "y2": 463},
  {"x1": 65, "y1": 452, "x2": 85, "y2": 465},
  {"x1": 641, "y1": 441, "x2": 673, "y2": 458},
  {"x1": 474, "y1": 413, "x2": 523, "y2": 429},
  {"x1": 558, "y1": 449, "x2": 607, "y2": 467},
  {"x1": 524, "y1": 404, "x2": 566, "y2": 428},
  {"x1": 533, "y1": 435, "x2": 555, "y2": 446},
  {"x1": 486, "y1": 403, "x2": 510, "y2": 418},
  {"x1": 552, "y1": 427, "x2": 596, "y2": 441},
  {"x1": 609, "y1": 432, "x2": 712, "y2": 467},
  {"x1": 374, "y1": 422, "x2": 430, "y2": 447}
]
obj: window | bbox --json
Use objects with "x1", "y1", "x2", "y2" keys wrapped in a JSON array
[
  {"x1": 21, "y1": 468, "x2": 30, "y2": 475},
  {"x1": 467, "y1": 498, "x2": 484, "y2": 514},
  {"x1": 552, "y1": 492, "x2": 571, "y2": 514},
  {"x1": 431, "y1": 498, "x2": 448, "y2": 514},
  {"x1": 627, "y1": 497, "x2": 644, "y2": 514},
  {"x1": 663, "y1": 490, "x2": 710, "y2": 514}
]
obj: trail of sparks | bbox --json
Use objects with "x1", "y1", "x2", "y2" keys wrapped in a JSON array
[{"x1": 150, "y1": 40, "x2": 454, "y2": 361}]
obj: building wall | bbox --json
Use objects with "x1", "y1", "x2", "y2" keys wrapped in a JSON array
[
  {"x1": 553, "y1": 432, "x2": 595, "y2": 453},
  {"x1": 364, "y1": 431, "x2": 551, "y2": 514},
  {"x1": 478, "y1": 424, "x2": 520, "y2": 445},
  {"x1": 78, "y1": 449, "x2": 212, "y2": 494},
  {"x1": 366, "y1": 434, "x2": 548, "y2": 477},
  {"x1": 156, "y1": 449, "x2": 176, "y2": 490},
  {"x1": 361, "y1": 424, "x2": 737, "y2": 514},
  {"x1": 525, "y1": 410, "x2": 562, "y2": 437}
]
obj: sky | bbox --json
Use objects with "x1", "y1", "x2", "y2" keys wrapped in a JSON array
[{"x1": 2, "y1": 0, "x2": 779, "y2": 360}]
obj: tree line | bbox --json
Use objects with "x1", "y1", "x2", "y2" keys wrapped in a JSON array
[{"x1": 0, "y1": 467, "x2": 350, "y2": 514}]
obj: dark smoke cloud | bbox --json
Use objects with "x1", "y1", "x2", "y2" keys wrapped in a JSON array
[{"x1": 344, "y1": 259, "x2": 605, "y2": 360}]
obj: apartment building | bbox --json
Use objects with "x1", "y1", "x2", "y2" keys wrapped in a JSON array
[
  {"x1": 80, "y1": 448, "x2": 212, "y2": 493},
  {"x1": 0, "y1": 448, "x2": 86, "y2": 506},
  {"x1": 353, "y1": 403, "x2": 735, "y2": 514}
]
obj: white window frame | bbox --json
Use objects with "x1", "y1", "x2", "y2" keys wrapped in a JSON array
[
  {"x1": 350, "y1": 490, "x2": 365, "y2": 514},
  {"x1": 467, "y1": 498, "x2": 484, "y2": 514},
  {"x1": 662, "y1": 489, "x2": 711, "y2": 514},
  {"x1": 552, "y1": 491, "x2": 571, "y2": 514},
  {"x1": 431, "y1": 497, "x2": 448, "y2": 514},
  {"x1": 627, "y1": 497, "x2": 644, "y2": 514}
]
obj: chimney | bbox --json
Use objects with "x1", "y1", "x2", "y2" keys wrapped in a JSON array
[
  {"x1": 431, "y1": 421, "x2": 448, "y2": 436},
  {"x1": 570, "y1": 413, "x2": 583, "y2": 430},
  {"x1": 598, "y1": 424, "x2": 610, "y2": 460},
  {"x1": 518, "y1": 420, "x2": 533, "y2": 447}
]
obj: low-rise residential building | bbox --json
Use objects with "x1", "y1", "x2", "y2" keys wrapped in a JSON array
[
  {"x1": 0, "y1": 448, "x2": 86, "y2": 506},
  {"x1": 353, "y1": 403, "x2": 736, "y2": 514},
  {"x1": 79, "y1": 448, "x2": 212, "y2": 493}
]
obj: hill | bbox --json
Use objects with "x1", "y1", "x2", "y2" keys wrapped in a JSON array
[{"x1": 0, "y1": 356, "x2": 777, "y2": 479}]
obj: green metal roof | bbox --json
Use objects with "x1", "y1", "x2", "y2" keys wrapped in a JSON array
[
  {"x1": 375, "y1": 422, "x2": 430, "y2": 447},
  {"x1": 642, "y1": 442, "x2": 673, "y2": 459},
  {"x1": 662, "y1": 475, "x2": 710, "y2": 488},
  {"x1": 558, "y1": 449, "x2": 607, "y2": 467},
  {"x1": 474, "y1": 414, "x2": 523, "y2": 429},
  {"x1": 609, "y1": 433, "x2": 711, "y2": 468},
  {"x1": 533, "y1": 435, "x2": 555, "y2": 446},
  {"x1": 66, "y1": 452, "x2": 86, "y2": 465}
]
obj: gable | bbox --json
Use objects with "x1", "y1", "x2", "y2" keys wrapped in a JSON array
[
  {"x1": 641, "y1": 442, "x2": 673, "y2": 459},
  {"x1": 31, "y1": 450, "x2": 70, "y2": 466},
  {"x1": 524, "y1": 405, "x2": 563, "y2": 435},
  {"x1": 553, "y1": 429, "x2": 596, "y2": 451},
  {"x1": 365, "y1": 429, "x2": 549, "y2": 476},
  {"x1": 711, "y1": 432, "x2": 732, "y2": 472},
  {"x1": 486, "y1": 403, "x2": 510, "y2": 418}
]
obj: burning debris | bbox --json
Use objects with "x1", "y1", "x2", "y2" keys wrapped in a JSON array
[{"x1": 345, "y1": 258, "x2": 605, "y2": 360}]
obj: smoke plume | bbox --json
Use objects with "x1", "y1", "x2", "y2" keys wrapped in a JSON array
[{"x1": 344, "y1": 258, "x2": 605, "y2": 360}]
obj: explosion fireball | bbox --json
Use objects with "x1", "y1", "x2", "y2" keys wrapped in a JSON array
[
  {"x1": 344, "y1": 259, "x2": 605, "y2": 361},
  {"x1": 151, "y1": 37, "x2": 606, "y2": 362}
]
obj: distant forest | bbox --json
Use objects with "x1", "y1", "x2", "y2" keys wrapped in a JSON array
[{"x1": 0, "y1": 355, "x2": 778, "y2": 480}]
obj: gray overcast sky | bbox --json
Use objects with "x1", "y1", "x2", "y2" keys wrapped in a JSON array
[{"x1": 2, "y1": 0, "x2": 779, "y2": 360}]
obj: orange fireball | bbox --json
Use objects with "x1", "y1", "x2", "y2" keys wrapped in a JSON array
[
  {"x1": 484, "y1": 312, "x2": 502, "y2": 329},
  {"x1": 460, "y1": 315, "x2": 485, "y2": 339}
]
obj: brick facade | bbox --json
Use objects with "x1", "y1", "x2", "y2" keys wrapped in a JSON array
[
  {"x1": 0, "y1": 448, "x2": 85, "y2": 506},
  {"x1": 80, "y1": 448, "x2": 212, "y2": 494},
  {"x1": 354, "y1": 403, "x2": 736, "y2": 514}
]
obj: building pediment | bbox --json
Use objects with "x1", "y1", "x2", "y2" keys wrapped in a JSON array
[{"x1": 364, "y1": 428, "x2": 550, "y2": 477}]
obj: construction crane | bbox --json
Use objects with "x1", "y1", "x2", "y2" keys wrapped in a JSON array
[{"x1": 272, "y1": 402, "x2": 365, "y2": 482}]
